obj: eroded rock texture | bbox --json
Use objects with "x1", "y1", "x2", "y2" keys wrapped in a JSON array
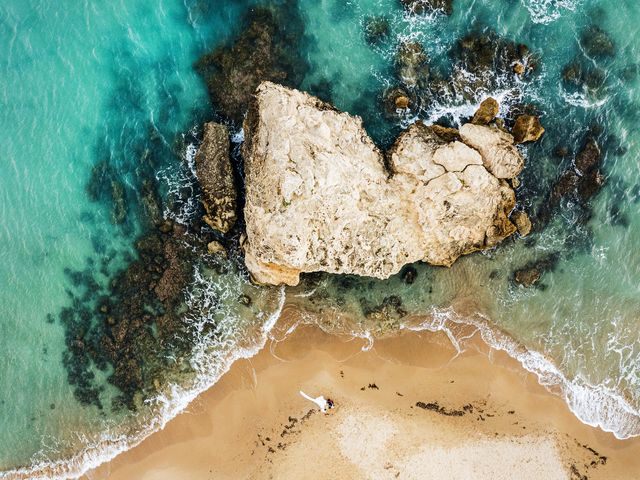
[
  {"x1": 194, "y1": 122, "x2": 237, "y2": 234},
  {"x1": 242, "y1": 82, "x2": 525, "y2": 286}
]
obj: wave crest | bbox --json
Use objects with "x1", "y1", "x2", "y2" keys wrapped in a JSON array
[
  {"x1": 405, "y1": 307, "x2": 640, "y2": 440},
  {"x1": 521, "y1": 0, "x2": 580, "y2": 24}
]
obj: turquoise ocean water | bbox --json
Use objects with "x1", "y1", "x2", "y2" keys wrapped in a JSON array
[{"x1": 1, "y1": 0, "x2": 639, "y2": 477}]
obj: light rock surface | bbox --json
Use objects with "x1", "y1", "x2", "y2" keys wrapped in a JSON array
[
  {"x1": 242, "y1": 82, "x2": 522, "y2": 286},
  {"x1": 459, "y1": 123, "x2": 524, "y2": 179},
  {"x1": 194, "y1": 122, "x2": 237, "y2": 233}
]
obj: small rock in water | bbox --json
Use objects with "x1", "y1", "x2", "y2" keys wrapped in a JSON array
[
  {"x1": 395, "y1": 95, "x2": 410, "y2": 110},
  {"x1": 562, "y1": 59, "x2": 607, "y2": 93},
  {"x1": 195, "y1": 123, "x2": 237, "y2": 234},
  {"x1": 158, "y1": 220, "x2": 173, "y2": 234},
  {"x1": 512, "y1": 115, "x2": 545, "y2": 144},
  {"x1": 574, "y1": 138, "x2": 601, "y2": 174},
  {"x1": 511, "y1": 211, "x2": 532, "y2": 237},
  {"x1": 513, "y1": 254, "x2": 559, "y2": 288},
  {"x1": 382, "y1": 87, "x2": 412, "y2": 118},
  {"x1": 514, "y1": 267, "x2": 541, "y2": 287},
  {"x1": 471, "y1": 97, "x2": 499, "y2": 125},
  {"x1": 207, "y1": 240, "x2": 227, "y2": 256},
  {"x1": 395, "y1": 41, "x2": 429, "y2": 88},
  {"x1": 513, "y1": 62, "x2": 525, "y2": 75}
]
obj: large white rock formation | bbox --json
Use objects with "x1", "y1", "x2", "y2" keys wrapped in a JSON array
[{"x1": 242, "y1": 82, "x2": 523, "y2": 286}]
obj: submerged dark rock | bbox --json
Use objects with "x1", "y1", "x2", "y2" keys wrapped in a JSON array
[
  {"x1": 59, "y1": 194, "x2": 214, "y2": 411},
  {"x1": 363, "y1": 16, "x2": 390, "y2": 45},
  {"x1": 361, "y1": 295, "x2": 407, "y2": 324},
  {"x1": 553, "y1": 145, "x2": 571, "y2": 159},
  {"x1": 194, "y1": 122, "x2": 237, "y2": 234},
  {"x1": 580, "y1": 26, "x2": 615, "y2": 58},
  {"x1": 110, "y1": 180, "x2": 127, "y2": 224},
  {"x1": 395, "y1": 41, "x2": 430, "y2": 89},
  {"x1": 455, "y1": 31, "x2": 532, "y2": 80},
  {"x1": 574, "y1": 138, "x2": 601, "y2": 174},
  {"x1": 514, "y1": 267, "x2": 541, "y2": 287},
  {"x1": 562, "y1": 59, "x2": 606, "y2": 92},
  {"x1": 425, "y1": 30, "x2": 538, "y2": 104},
  {"x1": 513, "y1": 253, "x2": 560, "y2": 288},
  {"x1": 547, "y1": 136, "x2": 605, "y2": 218},
  {"x1": 87, "y1": 161, "x2": 129, "y2": 226},
  {"x1": 194, "y1": 3, "x2": 307, "y2": 123},
  {"x1": 401, "y1": 265, "x2": 418, "y2": 284}
]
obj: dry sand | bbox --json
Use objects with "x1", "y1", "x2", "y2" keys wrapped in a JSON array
[{"x1": 84, "y1": 318, "x2": 640, "y2": 480}]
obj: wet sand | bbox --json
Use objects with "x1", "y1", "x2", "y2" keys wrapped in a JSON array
[{"x1": 84, "y1": 314, "x2": 640, "y2": 479}]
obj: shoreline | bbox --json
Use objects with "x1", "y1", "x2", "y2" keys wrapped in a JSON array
[{"x1": 83, "y1": 317, "x2": 640, "y2": 479}]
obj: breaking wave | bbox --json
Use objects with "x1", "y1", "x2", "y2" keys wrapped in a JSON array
[
  {"x1": 0, "y1": 271, "x2": 286, "y2": 480},
  {"x1": 403, "y1": 307, "x2": 640, "y2": 440},
  {"x1": 521, "y1": 0, "x2": 581, "y2": 24}
]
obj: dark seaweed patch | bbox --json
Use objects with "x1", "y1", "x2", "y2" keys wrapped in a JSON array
[
  {"x1": 57, "y1": 216, "x2": 213, "y2": 411},
  {"x1": 416, "y1": 401, "x2": 465, "y2": 416}
]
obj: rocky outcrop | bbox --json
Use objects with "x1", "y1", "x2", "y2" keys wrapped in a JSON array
[
  {"x1": 242, "y1": 82, "x2": 527, "y2": 286},
  {"x1": 471, "y1": 97, "x2": 499, "y2": 125},
  {"x1": 194, "y1": 122, "x2": 237, "y2": 234},
  {"x1": 512, "y1": 115, "x2": 545, "y2": 144}
]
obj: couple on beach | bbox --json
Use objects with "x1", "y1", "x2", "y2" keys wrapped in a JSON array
[{"x1": 300, "y1": 391, "x2": 335, "y2": 413}]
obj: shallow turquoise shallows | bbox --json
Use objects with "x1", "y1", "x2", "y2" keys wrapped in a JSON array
[{"x1": 1, "y1": 0, "x2": 640, "y2": 477}]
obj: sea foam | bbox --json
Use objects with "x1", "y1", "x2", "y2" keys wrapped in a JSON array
[
  {"x1": 405, "y1": 307, "x2": 640, "y2": 440},
  {"x1": 0, "y1": 271, "x2": 286, "y2": 480},
  {"x1": 522, "y1": 0, "x2": 580, "y2": 24}
]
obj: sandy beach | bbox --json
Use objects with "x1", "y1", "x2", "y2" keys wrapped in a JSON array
[{"x1": 84, "y1": 313, "x2": 640, "y2": 480}]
